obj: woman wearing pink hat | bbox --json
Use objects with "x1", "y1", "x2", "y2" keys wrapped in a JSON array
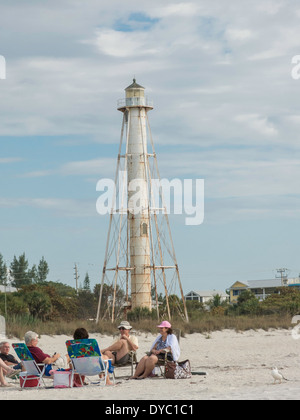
[{"x1": 130, "y1": 320, "x2": 180, "y2": 379}]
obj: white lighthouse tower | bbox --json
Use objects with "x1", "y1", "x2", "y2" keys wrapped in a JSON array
[
  {"x1": 96, "y1": 80, "x2": 188, "y2": 323},
  {"x1": 122, "y1": 79, "x2": 152, "y2": 310}
]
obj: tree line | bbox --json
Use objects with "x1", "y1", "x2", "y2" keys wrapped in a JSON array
[
  {"x1": 0, "y1": 253, "x2": 194, "y2": 323},
  {"x1": 0, "y1": 253, "x2": 49, "y2": 288},
  {"x1": 0, "y1": 253, "x2": 117, "y2": 321},
  {"x1": 2, "y1": 253, "x2": 300, "y2": 323},
  {"x1": 185, "y1": 287, "x2": 300, "y2": 319}
]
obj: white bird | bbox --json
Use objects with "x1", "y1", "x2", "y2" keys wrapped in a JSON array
[{"x1": 271, "y1": 366, "x2": 288, "y2": 384}]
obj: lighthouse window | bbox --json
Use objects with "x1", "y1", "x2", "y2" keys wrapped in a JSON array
[{"x1": 141, "y1": 223, "x2": 148, "y2": 236}]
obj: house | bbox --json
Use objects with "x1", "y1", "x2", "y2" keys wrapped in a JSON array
[
  {"x1": 288, "y1": 278, "x2": 300, "y2": 288},
  {"x1": 185, "y1": 290, "x2": 228, "y2": 306},
  {"x1": 227, "y1": 278, "x2": 300, "y2": 303},
  {"x1": 0, "y1": 285, "x2": 17, "y2": 293}
]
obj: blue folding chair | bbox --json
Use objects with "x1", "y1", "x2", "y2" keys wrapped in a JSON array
[
  {"x1": 66, "y1": 339, "x2": 114, "y2": 386},
  {"x1": 12, "y1": 343, "x2": 46, "y2": 389}
]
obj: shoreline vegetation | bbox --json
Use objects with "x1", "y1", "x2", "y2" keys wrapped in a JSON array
[
  {"x1": 1, "y1": 254, "x2": 300, "y2": 339},
  {"x1": 5, "y1": 313, "x2": 295, "y2": 340}
]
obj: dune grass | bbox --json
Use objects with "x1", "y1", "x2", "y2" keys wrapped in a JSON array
[{"x1": 5, "y1": 313, "x2": 293, "y2": 340}]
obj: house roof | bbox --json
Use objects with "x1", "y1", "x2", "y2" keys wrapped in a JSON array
[
  {"x1": 247, "y1": 279, "x2": 282, "y2": 289},
  {"x1": 230, "y1": 279, "x2": 282, "y2": 290},
  {"x1": 185, "y1": 290, "x2": 227, "y2": 297}
]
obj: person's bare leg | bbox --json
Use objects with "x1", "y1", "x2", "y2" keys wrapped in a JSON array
[
  {"x1": 100, "y1": 354, "x2": 114, "y2": 385},
  {"x1": 0, "y1": 367, "x2": 8, "y2": 386},
  {"x1": 0, "y1": 360, "x2": 15, "y2": 384},
  {"x1": 139, "y1": 355, "x2": 158, "y2": 379},
  {"x1": 102, "y1": 340, "x2": 123, "y2": 353},
  {"x1": 102, "y1": 350, "x2": 115, "y2": 364},
  {"x1": 131, "y1": 355, "x2": 148, "y2": 379},
  {"x1": 103, "y1": 339, "x2": 129, "y2": 363}
]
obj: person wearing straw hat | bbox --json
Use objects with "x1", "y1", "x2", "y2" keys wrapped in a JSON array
[
  {"x1": 102, "y1": 321, "x2": 139, "y2": 366},
  {"x1": 130, "y1": 320, "x2": 180, "y2": 379}
]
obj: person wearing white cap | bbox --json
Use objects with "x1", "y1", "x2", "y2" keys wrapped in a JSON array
[
  {"x1": 130, "y1": 320, "x2": 180, "y2": 379},
  {"x1": 102, "y1": 321, "x2": 139, "y2": 366}
]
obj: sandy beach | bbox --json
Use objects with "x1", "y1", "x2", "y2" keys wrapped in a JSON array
[{"x1": 1, "y1": 328, "x2": 300, "y2": 400}]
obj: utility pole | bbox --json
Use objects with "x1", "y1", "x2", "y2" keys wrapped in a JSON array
[
  {"x1": 4, "y1": 268, "x2": 9, "y2": 318},
  {"x1": 276, "y1": 268, "x2": 289, "y2": 286},
  {"x1": 74, "y1": 263, "x2": 79, "y2": 295}
]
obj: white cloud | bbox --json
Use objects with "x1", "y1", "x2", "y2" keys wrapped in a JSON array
[
  {"x1": 234, "y1": 114, "x2": 278, "y2": 137},
  {"x1": 0, "y1": 157, "x2": 22, "y2": 164},
  {"x1": 20, "y1": 158, "x2": 116, "y2": 179},
  {"x1": 226, "y1": 28, "x2": 254, "y2": 42},
  {"x1": 0, "y1": 197, "x2": 94, "y2": 218},
  {"x1": 1, "y1": 0, "x2": 300, "y2": 225},
  {"x1": 60, "y1": 158, "x2": 116, "y2": 176},
  {"x1": 152, "y1": 2, "x2": 201, "y2": 18},
  {"x1": 92, "y1": 29, "x2": 159, "y2": 58}
]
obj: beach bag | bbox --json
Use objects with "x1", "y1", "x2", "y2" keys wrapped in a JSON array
[
  {"x1": 50, "y1": 369, "x2": 73, "y2": 388},
  {"x1": 165, "y1": 359, "x2": 192, "y2": 379}
]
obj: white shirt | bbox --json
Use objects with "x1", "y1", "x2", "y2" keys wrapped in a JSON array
[{"x1": 150, "y1": 334, "x2": 180, "y2": 361}]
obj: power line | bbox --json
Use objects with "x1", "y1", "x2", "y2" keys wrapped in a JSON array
[{"x1": 275, "y1": 268, "x2": 289, "y2": 286}]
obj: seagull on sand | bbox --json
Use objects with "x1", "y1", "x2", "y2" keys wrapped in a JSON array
[{"x1": 271, "y1": 367, "x2": 288, "y2": 384}]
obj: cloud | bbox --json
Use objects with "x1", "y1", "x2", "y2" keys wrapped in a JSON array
[
  {"x1": 92, "y1": 29, "x2": 159, "y2": 58},
  {"x1": 234, "y1": 114, "x2": 278, "y2": 137},
  {"x1": 0, "y1": 197, "x2": 95, "y2": 218},
  {"x1": 0, "y1": 157, "x2": 22, "y2": 164},
  {"x1": 0, "y1": 0, "x2": 298, "y2": 150},
  {"x1": 225, "y1": 28, "x2": 254, "y2": 42},
  {"x1": 152, "y1": 2, "x2": 201, "y2": 18},
  {"x1": 1, "y1": 0, "x2": 300, "y2": 226},
  {"x1": 60, "y1": 158, "x2": 116, "y2": 176},
  {"x1": 20, "y1": 157, "x2": 116, "y2": 180}
]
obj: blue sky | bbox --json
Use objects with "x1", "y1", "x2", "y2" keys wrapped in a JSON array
[{"x1": 1, "y1": 1, "x2": 300, "y2": 294}]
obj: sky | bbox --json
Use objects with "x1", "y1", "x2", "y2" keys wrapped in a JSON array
[{"x1": 0, "y1": 0, "x2": 300, "y2": 295}]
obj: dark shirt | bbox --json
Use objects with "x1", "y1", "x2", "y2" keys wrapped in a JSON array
[
  {"x1": 27, "y1": 346, "x2": 50, "y2": 364},
  {"x1": 0, "y1": 353, "x2": 18, "y2": 364},
  {"x1": 156, "y1": 337, "x2": 168, "y2": 351}
]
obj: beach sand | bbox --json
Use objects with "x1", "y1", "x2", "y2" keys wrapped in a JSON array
[{"x1": 1, "y1": 328, "x2": 300, "y2": 400}]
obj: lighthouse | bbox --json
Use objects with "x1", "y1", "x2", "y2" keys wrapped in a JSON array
[
  {"x1": 96, "y1": 80, "x2": 189, "y2": 323},
  {"x1": 119, "y1": 79, "x2": 153, "y2": 310}
]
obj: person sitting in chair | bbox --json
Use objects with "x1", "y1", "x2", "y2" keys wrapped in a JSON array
[
  {"x1": 130, "y1": 321, "x2": 180, "y2": 379},
  {"x1": 102, "y1": 321, "x2": 139, "y2": 366},
  {"x1": 0, "y1": 341, "x2": 22, "y2": 370},
  {"x1": 25, "y1": 331, "x2": 61, "y2": 376},
  {"x1": 68, "y1": 327, "x2": 114, "y2": 386}
]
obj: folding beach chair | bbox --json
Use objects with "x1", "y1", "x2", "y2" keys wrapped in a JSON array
[
  {"x1": 113, "y1": 350, "x2": 138, "y2": 378},
  {"x1": 148, "y1": 329, "x2": 181, "y2": 378},
  {"x1": 66, "y1": 338, "x2": 114, "y2": 386},
  {"x1": 12, "y1": 343, "x2": 47, "y2": 389}
]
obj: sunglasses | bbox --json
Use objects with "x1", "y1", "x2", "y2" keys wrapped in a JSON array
[{"x1": 119, "y1": 327, "x2": 126, "y2": 330}]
